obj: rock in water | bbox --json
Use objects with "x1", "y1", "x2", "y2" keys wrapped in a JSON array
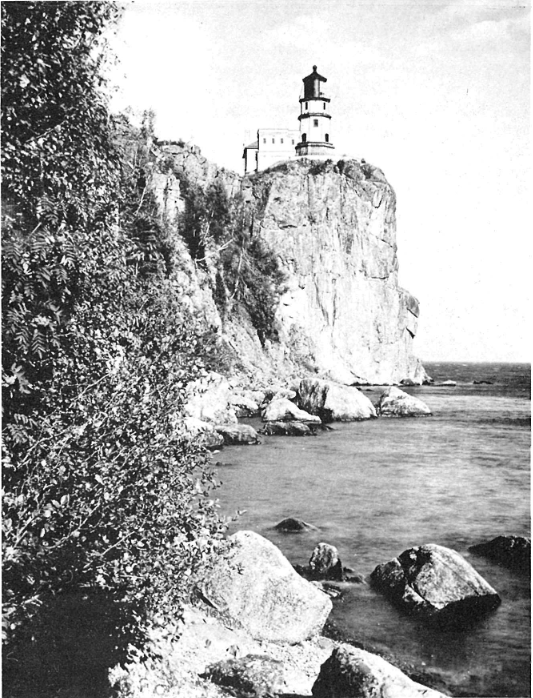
[
  {"x1": 370, "y1": 544, "x2": 501, "y2": 623},
  {"x1": 203, "y1": 655, "x2": 285, "y2": 697},
  {"x1": 297, "y1": 378, "x2": 376, "y2": 422},
  {"x1": 377, "y1": 386, "x2": 432, "y2": 417},
  {"x1": 312, "y1": 644, "x2": 448, "y2": 698},
  {"x1": 202, "y1": 531, "x2": 332, "y2": 642},
  {"x1": 214, "y1": 424, "x2": 261, "y2": 445},
  {"x1": 262, "y1": 397, "x2": 321, "y2": 423},
  {"x1": 469, "y1": 535, "x2": 531, "y2": 572},
  {"x1": 259, "y1": 421, "x2": 314, "y2": 436},
  {"x1": 309, "y1": 543, "x2": 344, "y2": 581},
  {"x1": 274, "y1": 517, "x2": 318, "y2": 532}
]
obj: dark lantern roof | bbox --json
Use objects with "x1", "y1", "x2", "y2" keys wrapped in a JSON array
[{"x1": 303, "y1": 65, "x2": 327, "y2": 83}]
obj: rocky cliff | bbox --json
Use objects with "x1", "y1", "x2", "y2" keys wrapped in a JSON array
[{"x1": 152, "y1": 143, "x2": 428, "y2": 385}]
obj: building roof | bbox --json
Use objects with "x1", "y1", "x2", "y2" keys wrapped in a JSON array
[
  {"x1": 244, "y1": 140, "x2": 259, "y2": 150},
  {"x1": 303, "y1": 65, "x2": 327, "y2": 83}
]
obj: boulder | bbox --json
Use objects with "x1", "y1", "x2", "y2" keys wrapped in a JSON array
[
  {"x1": 183, "y1": 417, "x2": 225, "y2": 449},
  {"x1": 469, "y1": 535, "x2": 531, "y2": 572},
  {"x1": 376, "y1": 387, "x2": 432, "y2": 417},
  {"x1": 297, "y1": 379, "x2": 377, "y2": 422},
  {"x1": 262, "y1": 387, "x2": 297, "y2": 404},
  {"x1": 259, "y1": 421, "x2": 315, "y2": 436},
  {"x1": 309, "y1": 543, "x2": 344, "y2": 581},
  {"x1": 203, "y1": 655, "x2": 284, "y2": 697},
  {"x1": 274, "y1": 517, "x2": 318, "y2": 533},
  {"x1": 262, "y1": 397, "x2": 321, "y2": 423},
  {"x1": 229, "y1": 393, "x2": 260, "y2": 417},
  {"x1": 370, "y1": 544, "x2": 501, "y2": 623},
  {"x1": 214, "y1": 424, "x2": 261, "y2": 445},
  {"x1": 202, "y1": 531, "x2": 332, "y2": 642},
  {"x1": 312, "y1": 644, "x2": 448, "y2": 698},
  {"x1": 185, "y1": 372, "x2": 237, "y2": 424}
]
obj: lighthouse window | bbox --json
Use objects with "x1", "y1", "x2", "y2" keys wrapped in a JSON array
[
  {"x1": 302, "y1": 133, "x2": 307, "y2": 142},
  {"x1": 272, "y1": 138, "x2": 275, "y2": 143},
  {"x1": 292, "y1": 140, "x2": 295, "y2": 144},
  {"x1": 325, "y1": 133, "x2": 329, "y2": 142},
  {"x1": 313, "y1": 119, "x2": 319, "y2": 127},
  {"x1": 323, "y1": 102, "x2": 326, "y2": 110},
  {"x1": 263, "y1": 138, "x2": 266, "y2": 144},
  {"x1": 305, "y1": 102, "x2": 308, "y2": 109}
]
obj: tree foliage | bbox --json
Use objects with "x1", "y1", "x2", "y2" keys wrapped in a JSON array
[
  {"x1": 2, "y1": 1, "x2": 225, "y2": 653},
  {"x1": 177, "y1": 172, "x2": 286, "y2": 344}
]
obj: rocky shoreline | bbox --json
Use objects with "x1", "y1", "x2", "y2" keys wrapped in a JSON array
[
  {"x1": 109, "y1": 375, "x2": 530, "y2": 697},
  {"x1": 110, "y1": 527, "x2": 528, "y2": 697},
  {"x1": 182, "y1": 370, "x2": 434, "y2": 451}
]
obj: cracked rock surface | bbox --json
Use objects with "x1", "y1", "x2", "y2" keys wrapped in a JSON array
[{"x1": 370, "y1": 543, "x2": 501, "y2": 622}]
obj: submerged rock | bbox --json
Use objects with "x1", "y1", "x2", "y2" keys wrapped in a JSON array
[
  {"x1": 203, "y1": 654, "x2": 285, "y2": 697},
  {"x1": 309, "y1": 543, "x2": 344, "y2": 581},
  {"x1": 312, "y1": 644, "x2": 448, "y2": 698},
  {"x1": 370, "y1": 544, "x2": 500, "y2": 623},
  {"x1": 262, "y1": 397, "x2": 321, "y2": 423},
  {"x1": 274, "y1": 517, "x2": 318, "y2": 533},
  {"x1": 215, "y1": 424, "x2": 261, "y2": 445},
  {"x1": 376, "y1": 386, "x2": 432, "y2": 417},
  {"x1": 437, "y1": 380, "x2": 457, "y2": 387},
  {"x1": 297, "y1": 378, "x2": 376, "y2": 422},
  {"x1": 469, "y1": 535, "x2": 531, "y2": 572},
  {"x1": 202, "y1": 531, "x2": 332, "y2": 643},
  {"x1": 259, "y1": 421, "x2": 316, "y2": 436}
]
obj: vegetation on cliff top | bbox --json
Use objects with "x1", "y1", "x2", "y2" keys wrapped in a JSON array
[{"x1": 2, "y1": 3, "x2": 226, "y2": 680}]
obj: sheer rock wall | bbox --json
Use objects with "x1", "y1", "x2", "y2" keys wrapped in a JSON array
[{"x1": 152, "y1": 144, "x2": 428, "y2": 385}]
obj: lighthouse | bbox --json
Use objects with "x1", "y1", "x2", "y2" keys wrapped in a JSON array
[{"x1": 296, "y1": 65, "x2": 335, "y2": 158}]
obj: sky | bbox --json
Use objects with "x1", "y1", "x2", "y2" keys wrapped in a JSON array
[{"x1": 109, "y1": 0, "x2": 531, "y2": 363}]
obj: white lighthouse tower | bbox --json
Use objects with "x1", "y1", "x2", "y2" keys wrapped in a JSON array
[{"x1": 296, "y1": 65, "x2": 335, "y2": 158}]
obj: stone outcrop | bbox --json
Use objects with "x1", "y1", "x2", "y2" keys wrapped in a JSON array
[
  {"x1": 242, "y1": 159, "x2": 428, "y2": 385},
  {"x1": 152, "y1": 145, "x2": 429, "y2": 386},
  {"x1": 259, "y1": 421, "x2": 316, "y2": 436},
  {"x1": 203, "y1": 655, "x2": 285, "y2": 697},
  {"x1": 183, "y1": 417, "x2": 225, "y2": 449},
  {"x1": 377, "y1": 386, "x2": 432, "y2": 417},
  {"x1": 469, "y1": 535, "x2": 531, "y2": 572},
  {"x1": 214, "y1": 424, "x2": 261, "y2": 445},
  {"x1": 202, "y1": 531, "x2": 332, "y2": 642},
  {"x1": 370, "y1": 544, "x2": 501, "y2": 623},
  {"x1": 185, "y1": 372, "x2": 237, "y2": 424},
  {"x1": 262, "y1": 397, "x2": 321, "y2": 423},
  {"x1": 312, "y1": 644, "x2": 448, "y2": 698},
  {"x1": 298, "y1": 378, "x2": 376, "y2": 422},
  {"x1": 309, "y1": 543, "x2": 344, "y2": 581}
]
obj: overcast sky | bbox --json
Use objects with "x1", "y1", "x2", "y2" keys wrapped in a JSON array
[{"x1": 110, "y1": 0, "x2": 530, "y2": 363}]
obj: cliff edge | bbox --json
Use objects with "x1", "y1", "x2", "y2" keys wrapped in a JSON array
[{"x1": 153, "y1": 144, "x2": 428, "y2": 385}]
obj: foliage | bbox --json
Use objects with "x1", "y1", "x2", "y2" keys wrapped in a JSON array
[
  {"x1": 177, "y1": 171, "x2": 286, "y2": 344},
  {"x1": 1, "y1": 0, "x2": 225, "y2": 655}
]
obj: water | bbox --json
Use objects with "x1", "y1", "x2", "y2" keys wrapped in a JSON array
[{"x1": 214, "y1": 363, "x2": 530, "y2": 697}]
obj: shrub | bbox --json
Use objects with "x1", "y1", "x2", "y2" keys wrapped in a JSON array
[{"x1": 2, "y1": 1, "x2": 226, "y2": 654}]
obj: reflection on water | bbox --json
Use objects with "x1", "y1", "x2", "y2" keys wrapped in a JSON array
[{"x1": 215, "y1": 364, "x2": 530, "y2": 697}]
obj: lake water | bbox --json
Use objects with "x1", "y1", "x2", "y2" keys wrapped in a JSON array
[{"x1": 214, "y1": 363, "x2": 531, "y2": 697}]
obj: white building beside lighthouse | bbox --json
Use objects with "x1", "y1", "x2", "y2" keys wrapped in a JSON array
[{"x1": 243, "y1": 65, "x2": 335, "y2": 174}]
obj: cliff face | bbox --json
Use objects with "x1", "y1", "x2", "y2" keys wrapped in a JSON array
[
  {"x1": 152, "y1": 144, "x2": 427, "y2": 385},
  {"x1": 241, "y1": 159, "x2": 426, "y2": 384}
]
